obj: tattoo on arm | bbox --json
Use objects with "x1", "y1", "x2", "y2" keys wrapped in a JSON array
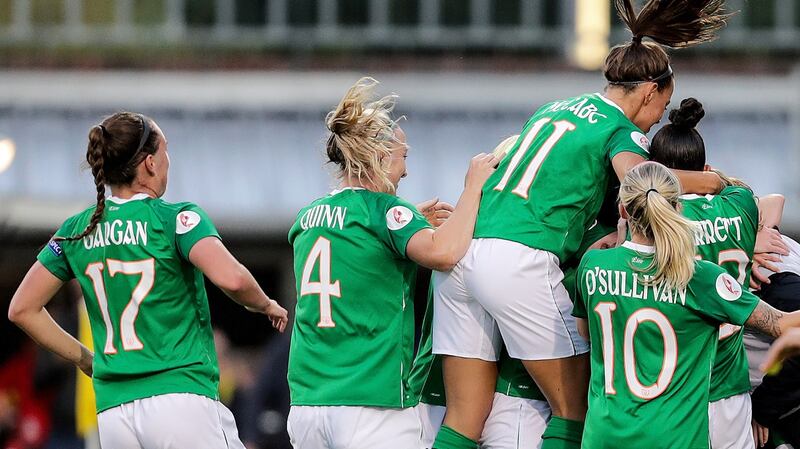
[{"x1": 746, "y1": 301, "x2": 784, "y2": 338}]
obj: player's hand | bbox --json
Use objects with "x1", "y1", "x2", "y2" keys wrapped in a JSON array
[
  {"x1": 77, "y1": 346, "x2": 94, "y2": 378},
  {"x1": 752, "y1": 420, "x2": 769, "y2": 448},
  {"x1": 761, "y1": 327, "x2": 800, "y2": 375},
  {"x1": 464, "y1": 152, "x2": 503, "y2": 193},
  {"x1": 248, "y1": 299, "x2": 289, "y2": 332},
  {"x1": 416, "y1": 198, "x2": 455, "y2": 228},
  {"x1": 755, "y1": 228, "x2": 789, "y2": 256},
  {"x1": 750, "y1": 252, "x2": 781, "y2": 290}
]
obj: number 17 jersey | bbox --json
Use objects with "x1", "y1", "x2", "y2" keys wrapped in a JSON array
[
  {"x1": 288, "y1": 188, "x2": 431, "y2": 408},
  {"x1": 37, "y1": 194, "x2": 221, "y2": 413}
]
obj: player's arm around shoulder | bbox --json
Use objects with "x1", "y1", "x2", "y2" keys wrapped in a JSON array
[{"x1": 406, "y1": 152, "x2": 501, "y2": 271}]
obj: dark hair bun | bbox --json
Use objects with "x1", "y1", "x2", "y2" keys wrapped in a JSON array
[{"x1": 668, "y1": 97, "x2": 705, "y2": 129}]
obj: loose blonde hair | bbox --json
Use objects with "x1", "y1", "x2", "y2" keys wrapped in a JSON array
[
  {"x1": 491, "y1": 135, "x2": 520, "y2": 158},
  {"x1": 619, "y1": 162, "x2": 696, "y2": 290},
  {"x1": 325, "y1": 77, "x2": 400, "y2": 194}
]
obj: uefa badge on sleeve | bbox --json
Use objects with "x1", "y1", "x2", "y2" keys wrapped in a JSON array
[
  {"x1": 386, "y1": 206, "x2": 413, "y2": 231},
  {"x1": 176, "y1": 211, "x2": 202, "y2": 235},
  {"x1": 716, "y1": 273, "x2": 742, "y2": 301}
]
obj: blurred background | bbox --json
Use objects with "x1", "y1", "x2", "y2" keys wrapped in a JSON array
[{"x1": 0, "y1": 1, "x2": 798, "y2": 448}]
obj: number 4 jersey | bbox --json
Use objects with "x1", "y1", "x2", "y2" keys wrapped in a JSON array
[
  {"x1": 37, "y1": 193, "x2": 222, "y2": 413},
  {"x1": 287, "y1": 187, "x2": 431, "y2": 408},
  {"x1": 574, "y1": 243, "x2": 760, "y2": 449},
  {"x1": 475, "y1": 93, "x2": 649, "y2": 263}
]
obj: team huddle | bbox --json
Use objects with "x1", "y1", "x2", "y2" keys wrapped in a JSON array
[{"x1": 7, "y1": 0, "x2": 800, "y2": 448}]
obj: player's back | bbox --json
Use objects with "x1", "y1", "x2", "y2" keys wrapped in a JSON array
[
  {"x1": 576, "y1": 243, "x2": 759, "y2": 449},
  {"x1": 288, "y1": 187, "x2": 427, "y2": 408},
  {"x1": 41, "y1": 194, "x2": 219, "y2": 412},
  {"x1": 680, "y1": 186, "x2": 759, "y2": 402},
  {"x1": 475, "y1": 93, "x2": 649, "y2": 263}
]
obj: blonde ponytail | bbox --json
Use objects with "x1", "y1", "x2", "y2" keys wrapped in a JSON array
[
  {"x1": 325, "y1": 77, "x2": 400, "y2": 194},
  {"x1": 619, "y1": 162, "x2": 696, "y2": 290}
]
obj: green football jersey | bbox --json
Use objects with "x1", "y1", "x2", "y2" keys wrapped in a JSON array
[
  {"x1": 408, "y1": 284, "x2": 446, "y2": 406},
  {"x1": 575, "y1": 242, "x2": 759, "y2": 449},
  {"x1": 37, "y1": 194, "x2": 221, "y2": 413},
  {"x1": 287, "y1": 187, "x2": 431, "y2": 408},
  {"x1": 474, "y1": 93, "x2": 649, "y2": 263},
  {"x1": 681, "y1": 186, "x2": 759, "y2": 402}
]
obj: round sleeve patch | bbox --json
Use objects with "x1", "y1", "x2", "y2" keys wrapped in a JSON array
[
  {"x1": 716, "y1": 273, "x2": 742, "y2": 301},
  {"x1": 176, "y1": 210, "x2": 201, "y2": 235},
  {"x1": 386, "y1": 206, "x2": 413, "y2": 231},
  {"x1": 631, "y1": 131, "x2": 650, "y2": 153}
]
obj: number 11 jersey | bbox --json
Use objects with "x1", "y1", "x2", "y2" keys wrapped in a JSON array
[
  {"x1": 288, "y1": 187, "x2": 431, "y2": 408},
  {"x1": 37, "y1": 193, "x2": 221, "y2": 413}
]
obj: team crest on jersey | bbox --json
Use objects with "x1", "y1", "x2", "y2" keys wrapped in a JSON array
[
  {"x1": 47, "y1": 240, "x2": 63, "y2": 257},
  {"x1": 716, "y1": 273, "x2": 742, "y2": 301},
  {"x1": 630, "y1": 131, "x2": 650, "y2": 153},
  {"x1": 176, "y1": 211, "x2": 201, "y2": 235},
  {"x1": 386, "y1": 206, "x2": 413, "y2": 231}
]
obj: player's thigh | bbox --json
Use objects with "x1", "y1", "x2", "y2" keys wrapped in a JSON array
[
  {"x1": 330, "y1": 406, "x2": 422, "y2": 449},
  {"x1": 97, "y1": 403, "x2": 143, "y2": 449},
  {"x1": 415, "y1": 403, "x2": 446, "y2": 449},
  {"x1": 481, "y1": 394, "x2": 551, "y2": 449},
  {"x1": 709, "y1": 394, "x2": 754, "y2": 449},
  {"x1": 134, "y1": 393, "x2": 245, "y2": 449},
  {"x1": 464, "y1": 239, "x2": 588, "y2": 360},
  {"x1": 287, "y1": 406, "x2": 328, "y2": 449},
  {"x1": 432, "y1": 243, "x2": 501, "y2": 362}
]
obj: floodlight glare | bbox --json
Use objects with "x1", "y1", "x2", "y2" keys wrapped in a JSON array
[{"x1": 0, "y1": 137, "x2": 16, "y2": 174}]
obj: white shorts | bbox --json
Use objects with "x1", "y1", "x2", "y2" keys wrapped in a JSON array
[
  {"x1": 433, "y1": 238, "x2": 589, "y2": 361},
  {"x1": 481, "y1": 393, "x2": 551, "y2": 449},
  {"x1": 709, "y1": 393, "x2": 754, "y2": 449},
  {"x1": 97, "y1": 393, "x2": 244, "y2": 449},
  {"x1": 287, "y1": 405, "x2": 422, "y2": 449},
  {"x1": 415, "y1": 403, "x2": 446, "y2": 449}
]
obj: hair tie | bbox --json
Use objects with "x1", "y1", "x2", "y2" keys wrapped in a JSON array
[
  {"x1": 646, "y1": 188, "x2": 659, "y2": 196},
  {"x1": 632, "y1": 35, "x2": 643, "y2": 44}
]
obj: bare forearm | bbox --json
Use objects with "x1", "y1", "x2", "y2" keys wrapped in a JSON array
[
  {"x1": 759, "y1": 194, "x2": 785, "y2": 229},
  {"x1": 674, "y1": 170, "x2": 722, "y2": 195},
  {"x1": 15, "y1": 308, "x2": 91, "y2": 366},
  {"x1": 220, "y1": 269, "x2": 272, "y2": 312},
  {"x1": 429, "y1": 186, "x2": 482, "y2": 265}
]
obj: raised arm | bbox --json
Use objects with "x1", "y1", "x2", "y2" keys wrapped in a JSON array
[
  {"x1": 189, "y1": 237, "x2": 288, "y2": 332},
  {"x1": 758, "y1": 194, "x2": 785, "y2": 230},
  {"x1": 406, "y1": 152, "x2": 501, "y2": 271},
  {"x1": 8, "y1": 262, "x2": 94, "y2": 377},
  {"x1": 611, "y1": 152, "x2": 722, "y2": 194}
]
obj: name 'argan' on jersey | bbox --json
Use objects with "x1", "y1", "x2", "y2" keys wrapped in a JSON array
[{"x1": 82, "y1": 220, "x2": 148, "y2": 250}]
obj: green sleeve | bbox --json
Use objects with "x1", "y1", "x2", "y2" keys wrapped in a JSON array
[
  {"x1": 689, "y1": 261, "x2": 759, "y2": 326},
  {"x1": 606, "y1": 127, "x2": 650, "y2": 161},
  {"x1": 572, "y1": 255, "x2": 590, "y2": 319},
  {"x1": 174, "y1": 204, "x2": 221, "y2": 260},
  {"x1": 720, "y1": 186, "x2": 759, "y2": 226},
  {"x1": 380, "y1": 196, "x2": 433, "y2": 258},
  {"x1": 36, "y1": 224, "x2": 74, "y2": 281}
]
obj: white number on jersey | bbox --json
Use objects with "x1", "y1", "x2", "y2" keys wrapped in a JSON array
[
  {"x1": 595, "y1": 304, "x2": 678, "y2": 400},
  {"x1": 85, "y1": 259, "x2": 155, "y2": 354},
  {"x1": 300, "y1": 237, "x2": 341, "y2": 328},
  {"x1": 494, "y1": 118, "x2": 576, "y2": 199}
]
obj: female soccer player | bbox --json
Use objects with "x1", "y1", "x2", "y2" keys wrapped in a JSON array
[
  {"x1": 432, "y1": 2, "x2": 731, "y2": 448},
  {"x1": 286, "y1": 78, "x2": 499, "y2": 449},
  {"x1": 8, "y1": 112, "x2": 288, "y2": 448},
  {"x1": 574, "y1": 161, "x2": 799, "y2": 449},
  {"x1": 648, "y1": 97, "x2": 782, "y2": 449}
]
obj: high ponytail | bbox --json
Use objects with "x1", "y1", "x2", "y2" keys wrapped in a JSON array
[
  {"x1": 619, "y1": 162, "x2": 696, "y2": 290},
  {"x1": 606, "y1": 0, "x2": 733, "y2": 90},
  {"x1": 326, "y1": 77, "x2": 400, "y2": 194}
]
